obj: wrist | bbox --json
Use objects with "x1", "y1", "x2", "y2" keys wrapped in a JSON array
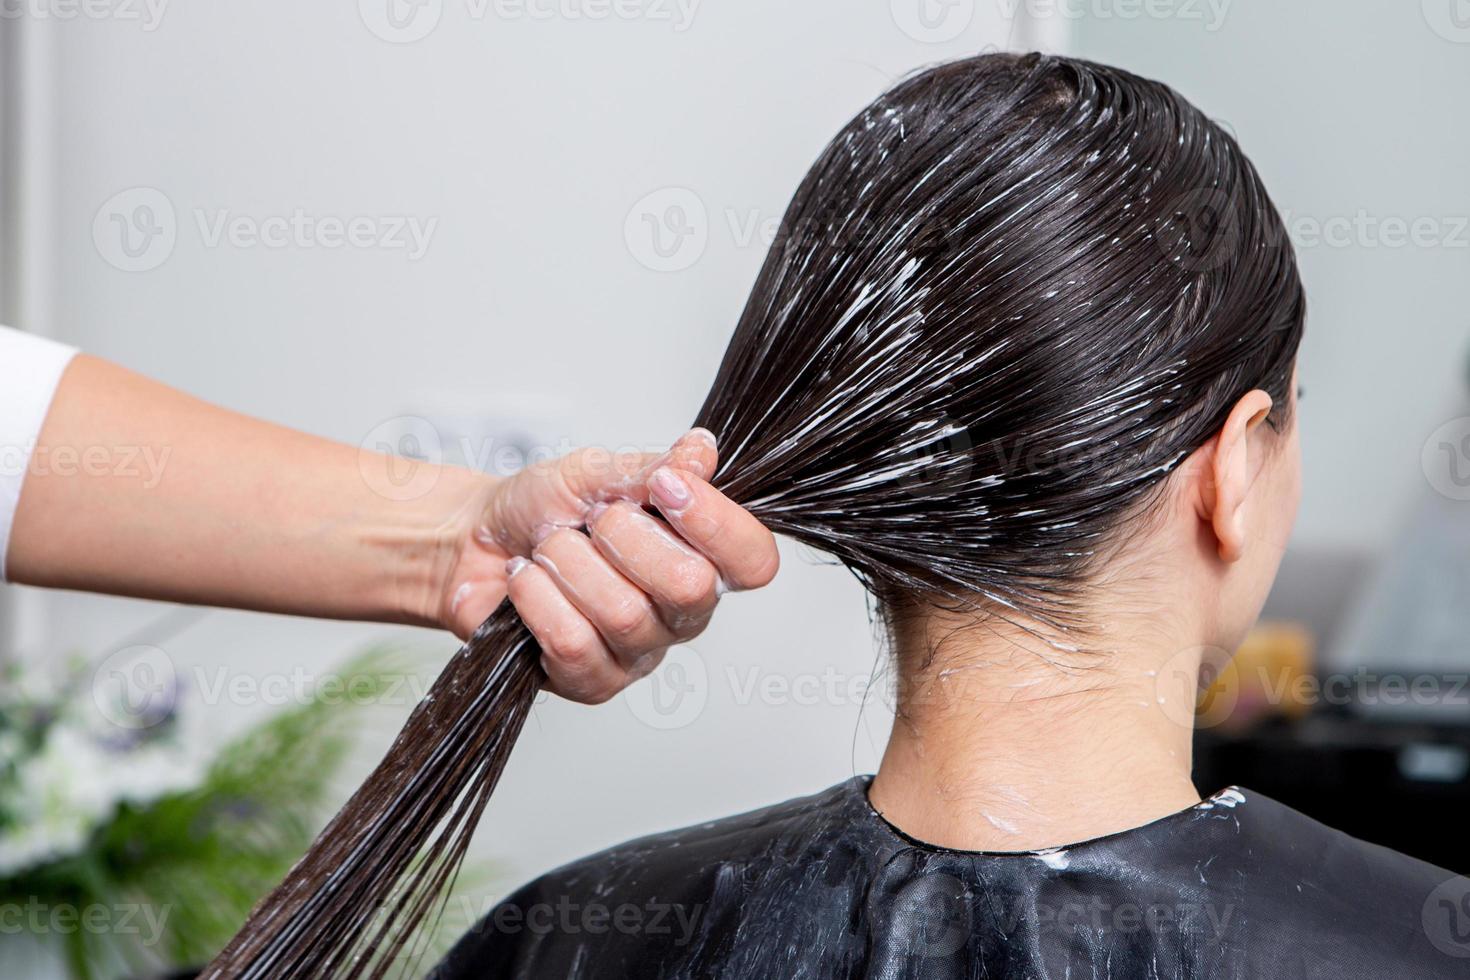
[{"x1": 378, "y1": 464, "x2": 500, "y2": 631}]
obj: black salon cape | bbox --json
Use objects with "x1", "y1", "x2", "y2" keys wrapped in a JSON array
[{"x1": 432, "y1": 778, "x2": 1464, "y2": 978}]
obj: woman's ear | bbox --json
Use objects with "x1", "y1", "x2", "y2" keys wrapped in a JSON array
[{"x1": 1194, "y1": 389, "x2": 1274, "y2": 562}]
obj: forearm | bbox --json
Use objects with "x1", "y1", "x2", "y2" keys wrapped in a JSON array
[{"x1": 6, "y1": 354, "x2": 494, "y2": 627}]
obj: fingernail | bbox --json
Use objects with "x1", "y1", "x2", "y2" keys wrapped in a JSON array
[
  {"x1": 585, "y1": 501, "x2": 611, "y2": 526},
  {"x1": 687, "y1": 427, "x2": 718, "y2": 448},
  {"x1": 649, "y1": 466, "x2": 692, "y2": 510},
  {"x1": 505, "y1": 556, "x2": 531, "y2": 578},
  {"x1": 531, "y1": 522, "x2": 558, "y2": 546}
]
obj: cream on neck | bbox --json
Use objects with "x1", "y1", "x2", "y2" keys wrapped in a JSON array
[{"x1": 868, "y1": 603, "x2": 1206, "y2": 852}]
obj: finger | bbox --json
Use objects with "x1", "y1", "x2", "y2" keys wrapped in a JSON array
[
  {"x1": 585, "y1": 499, "x2": 718, "y2": 636},
  {"x1": 647, "y1": 467, "x2": 780, "y2": 592},
  {"x1": 505, "y1": 557, "x2": 626, "y2": 703},
  {"x1": 532, "y1": 528, "x2": 677, "y2": 662},
  {"x1": 657, "y1": 427, "x2": 718, "y2": 484}
]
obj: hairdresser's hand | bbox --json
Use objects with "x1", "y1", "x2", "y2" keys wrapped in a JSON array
[{"x1": 437, "y1": 429, "x2": 780, "y2": 703}]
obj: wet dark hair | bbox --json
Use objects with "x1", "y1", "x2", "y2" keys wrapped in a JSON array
[{"x1": 205, "y1": 52, "x2": 1304, "y2": 977}]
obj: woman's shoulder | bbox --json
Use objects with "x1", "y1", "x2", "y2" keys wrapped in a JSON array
[
  {"x1": 431, "y1": 778, "x2": 875, "y2": 978},
  {"x1": 432, "y1": 781, "x2": 1469, "y2": 978},
  {"x1": 545, "y1": 775, "x2": 872, "y2": 882},
  {"x1": 1207, "y1": 787, "x2": 1460, "y2": 926}
]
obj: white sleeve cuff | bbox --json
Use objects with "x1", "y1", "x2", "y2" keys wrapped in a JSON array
[{"x1": 0, "y1": 326, "x2": 79, "y2": 581}]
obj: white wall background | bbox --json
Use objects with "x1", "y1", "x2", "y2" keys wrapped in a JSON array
[
  {"x1": 8, "y1": 0, "x2": 1055, "y2": 914},
  {"x1": 5, "y1": 0, "x2": 1466, "y2": 942}
]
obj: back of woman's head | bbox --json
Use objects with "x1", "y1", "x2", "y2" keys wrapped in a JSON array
[{"x1": 697, "y1": 51, "x2": 1305, "y2": 624}]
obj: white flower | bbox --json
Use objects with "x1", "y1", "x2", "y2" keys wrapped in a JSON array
[{"x1": 0, "y1": 687, "x2": 214, "y2": 878}]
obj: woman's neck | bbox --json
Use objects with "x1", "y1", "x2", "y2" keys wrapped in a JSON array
[{"x1": 868, "y1": 608, "x2": 1205, "y2": 852}]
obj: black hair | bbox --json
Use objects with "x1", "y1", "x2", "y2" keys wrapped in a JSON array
[
  {"x1": 698, "y1": 52, "x2": 1303, "y2": 624},
  {"x1": 205, "y1": 52, "x2": 1304, "y2": 978}
]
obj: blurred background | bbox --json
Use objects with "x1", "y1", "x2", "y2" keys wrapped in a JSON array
[{"x1": 0, "y1": 1, "x2": 1466, "y2": 976}]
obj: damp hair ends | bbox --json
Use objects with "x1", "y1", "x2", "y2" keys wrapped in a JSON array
[{"x1": 203, "y1": 51, "x2": 1305, "y2": 977}]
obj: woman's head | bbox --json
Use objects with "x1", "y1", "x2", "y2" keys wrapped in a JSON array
[{"x1": 696, "y1": 52, "x2": 1304, "y2": 652}]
